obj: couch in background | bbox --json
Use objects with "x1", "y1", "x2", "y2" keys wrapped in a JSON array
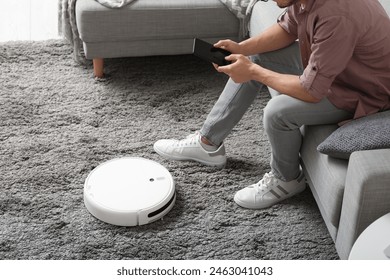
[
  {"x1": 250, "y1": 0, "x2": 390, "y2": 259},
  {"x1": 75, "y1": 0, "x2": 239, "y2": 77}
]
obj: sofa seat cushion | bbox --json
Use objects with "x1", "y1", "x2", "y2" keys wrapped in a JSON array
[
  {"x1": 76, "y1": 0, "x2": 239, "y2": 43},
  {"x1": 301, "y1": 125, "x2": 349, "y2": 228}
]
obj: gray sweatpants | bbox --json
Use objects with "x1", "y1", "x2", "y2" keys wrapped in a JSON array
[{"x1": 200, "y1": 42, "x2": 353, "y2": 181}]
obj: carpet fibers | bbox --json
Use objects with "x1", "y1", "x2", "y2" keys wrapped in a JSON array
[{"x1": 0, "y1": 40, "x2": 338, "y2": 260}]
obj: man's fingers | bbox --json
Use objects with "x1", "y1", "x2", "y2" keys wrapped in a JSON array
[
  {"x1": 225, "y1": 54, "x2": 240, "y2": 62},
  {"x1": 214, "y1": 40, "x2": 228, "y2": 48}
]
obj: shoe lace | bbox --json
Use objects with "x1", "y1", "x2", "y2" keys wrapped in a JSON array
[
  {"x1": 254, "y1": 172, "x2": 277, "y2": 194},
  {"x1": 175, "y1": 132, "x2": 198, "y2": 147}
]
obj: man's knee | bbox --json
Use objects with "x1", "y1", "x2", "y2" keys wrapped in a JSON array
[
  {"x1": 263, "y1": 95, "x2": 299, "y2": 132},
  {"x1": 252, "y1": 42, "x2": 303, "y2": 75}
]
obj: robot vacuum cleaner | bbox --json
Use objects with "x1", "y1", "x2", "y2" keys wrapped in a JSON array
[{"x1": 84, "y1": 157, "x2": 175, "y2": 226}]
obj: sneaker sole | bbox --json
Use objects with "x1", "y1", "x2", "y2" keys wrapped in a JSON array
[
  {"x1": 153, "y1": 144, "x2": 226, "y2": 169},
  {"x1": 234, "y1": 184, "x2": 307, "y2": 209}
]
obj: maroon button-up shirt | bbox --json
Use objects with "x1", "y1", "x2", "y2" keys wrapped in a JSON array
[{"x1": 278, "y1": 0, "x2": 390, "y2": 119}]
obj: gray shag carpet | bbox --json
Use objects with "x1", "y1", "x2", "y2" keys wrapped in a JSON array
[{"x1": 0, "y1": 40, "x2": 338, "y2": 260}]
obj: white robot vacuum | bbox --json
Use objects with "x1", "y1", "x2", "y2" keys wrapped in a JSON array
[{"x1": 84, "y1": 157, "x2": 175, "y2": 226}]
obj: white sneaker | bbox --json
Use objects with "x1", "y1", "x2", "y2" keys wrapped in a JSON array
[
  {"x1": 153, "y1": 132, "x2": 227, "y2": 168},
  {"x1": 234, "y1": 171, "x2": 306, "y2": 209}
]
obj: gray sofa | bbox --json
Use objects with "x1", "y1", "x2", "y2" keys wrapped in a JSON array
[
  {"x1": 75, "y1": 0, "x2": 239, "y2": 77},
  {"x1": 250, "y1": 0, "x2": 390, "y2": 259},
  {"x1": 75, "y1": 0, "x2": 390, "y2": 259}
]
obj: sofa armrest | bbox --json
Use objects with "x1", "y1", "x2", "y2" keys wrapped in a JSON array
[{"x1": 335, "y1": 149, "x2": 390, "y2": 259}]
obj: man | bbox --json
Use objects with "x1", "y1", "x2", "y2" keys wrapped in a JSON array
[{"x1": 154, "y1": 0, "x2": 390, "y2": 209}]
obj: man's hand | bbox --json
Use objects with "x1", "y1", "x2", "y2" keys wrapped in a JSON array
[
  {"x1": 213, "y1": 39, "x2": 241, "y2": 54},
  {"x1": 214, "y1": 54, "x2": 257, "y2": 84},
  {"x1": 214, "y1": 54, "x2": 321, "y2": 103}
]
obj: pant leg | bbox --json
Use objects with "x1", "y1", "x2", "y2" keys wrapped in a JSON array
[
  {"x1": 263, "y1": 95, "x2": 353, "y2": 181},
  {"x1": 200, "y1": 78, "x2": 263, "y2": 146},
  {"x1": 200, "y1": 42, "x2": 302, "y2": 146}
]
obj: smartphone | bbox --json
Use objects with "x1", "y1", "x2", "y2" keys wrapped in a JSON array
[{"x1": 192, "y1": 38, "x2": 231, "y2": 66}]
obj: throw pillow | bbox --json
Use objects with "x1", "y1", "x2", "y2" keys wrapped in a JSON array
[{"x1": 317, "y1": 110, "x2": 390, "y2": 159}]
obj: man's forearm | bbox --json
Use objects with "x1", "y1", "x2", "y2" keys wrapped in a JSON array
[
  {"x1": 239, "y1": 23, "x2": 297, "y2": 56},
  {"x1": 250, "y1": 64, "x2": 319, "y2": 103}
]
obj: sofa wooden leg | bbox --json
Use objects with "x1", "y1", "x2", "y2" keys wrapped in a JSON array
[{"x1": 93, "y1": 58, "x2": 104, "y2": 78}]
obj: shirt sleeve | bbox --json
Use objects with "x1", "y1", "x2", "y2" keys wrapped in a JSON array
[
  {"x1": 277, "y1": 8, "x2": 298, "y2": 38},
  {"x1": 300, "y1": 16, "x2": 359, "y2": 99}
]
